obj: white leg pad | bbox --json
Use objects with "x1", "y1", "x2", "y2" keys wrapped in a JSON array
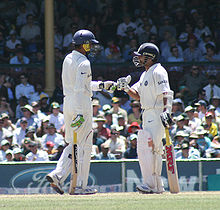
[{"x1": 137, "y1": 130, "x2": 156, "y2": 190}]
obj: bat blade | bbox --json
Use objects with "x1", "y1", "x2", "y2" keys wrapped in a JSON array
[
  {"x1": 165, "y1": 128, "x2": 180, "y2": 193},
  {"x1": 69, "y1": 132, "x2": 78, "y2": 194}
]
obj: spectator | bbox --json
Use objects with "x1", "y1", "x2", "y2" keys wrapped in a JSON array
[
  {"x1": 95, "y1": 143, "x2": 116, "y2": 160},
  {"x1": 36, "y1": 116, "x2": 49, "y2": 138},
  {"x1": 49, "y1": 142, "x2": 65, "y2": 161},
  {"x1": 180, "y1": 65, "x2": 207, "y2": 102},
  {"x1": 0, "y1": 139, "x2": 10, "y2": 161},
  {"x1": 158, "y1": 16, "x2": 176, "y2": 40},
  {"x1": 110, "y1": 97, "x2": 128, "y2": 125},
  {"x1": 203, "y1": 75, "x2": 220, "y2": 102},
  {"x1": 54, "y1": 26, "x2": 63, "y2": 50},
  {"x1": 0, "y1": 117, "x2": 12, "y2": 142},
  {"x1": 124, "y1": 134, "x2": 138, "y2": 159},
  {"x1": 171, "y1": 115, "x2": 191, "y2": 140},
  {"x1": 5, "y1": 30, "x2": 22, "y2": 57},
  {"x1": 103, "y1": 110, "x2": 112, "y2": 130},
  {"x1": 94, "y1": 115, "x2": 111, "y2": 140},
  {"x1": 0, "y1": 73, "x2": 8, "y2": 101},
  {"x1": 128, "y1": 100, "x2": 142, "y2": 125},
  {"x1": 202, "y1": 112, "x2": 218, "y2": 138},
  {"x1": 0, "y1": 30, "x2": 7, "y2": 63},
  {"x1": 20, "y1": 137, "x2": 32, "y2": 156},
  {"x1": 15, "y1": 96, "x2": 28, "y2": 119},
  {"x1": 45, "y1": 141, "x2": 57, "y2": 156},
  {"x1": 127, "y1": 122, "x2": 141, "y2": 134},
  {"x1": 183, "y1": 38, "x2": 203, "y2": 62},
  {"x1": 51, "y1": 79, "x2": 64, "y2": 106},
  {"x1": 198, "y1": 32, "x2": 216, "y2": 55},
  {"x1": 20, "y1": 14, "x2": 41, "y2": 53},
  {"x1": 25, "y1": 126, "x2": 41, "y2": 145},
  {"x1": 31, "y1": 83, "x2": 49, "y2": 103},
  {"x1": 104, "y1": 124, "x2": 126, "y2": 159},
  {"x1": 171, "y1": 98, "x2": 184, "y2": 117},
  {"x1": 16, "y1": 3, "x2": 33, "y2": 28},
  {"x1": 105, "y1": 39, "x2": 123, "y2": 62},
  {"x1": 173, "y1": 130, "x2": 189, "y2": 149},
  {"x1": 184, "y1": 106, "x2": 201, "y2": 130},
  {"x1": 117, "y1": 92, "x2": 131, "y2": 113},
  {"x1": 5, "y1": 149, "x2": 13, "y2": 162},
  {"x1": 175, "y1": 140, "x2": 200, "y2": 159},
  {"x1": 194, "y1": 18, "x2": 212, "y2": 41},
  {"x1": 16, "y1": 105, "x2": 37, "y2": 128},
  {"x1": 48, "y1": 102, "x2": 64, "y2": 132},
  {"x1": 12, "y1": 117, "x2": 28, "y2": 146},
  {"x1": 195, "y1": 126, "x2": 212, "y2": 157},
  {"x1": 210, "y1": 96, "x2": 220, "y2": 117},
  {"x1": 123, "y1": 39, "x2": 138, "y2": 61},
  {"x1": 197, "y1": 100, "x2": 208, "y2": 120},
  {"x1": 26, "y1": 141, "x2": 49, "y2": 161},
  {"x1": 9, "y1": 45, "x2": 30, "y2": 73},
  {"x1": 0, "y1": 97, "x2": 14, "y2": 118},
  {"x1": 117, "y1": 114, "x2": 129, "y2": 138},
  {"x1": 1, "y1": 113, "x2": 16, "y2": 132},
  {"x1": 167, "y1": 46, "x2": 184, "y2": 73},
  {"x1": 15, "y1": 74, "x2": 35, "y2": 103},
  {"x1": 122, "y1": 26, "x2": 138, "y2": 47},
  {"x1": 13, "y1": 147, "x2": 26, "y2": 161},
  {"x1": 31, "y1": 101, "x2": 46, "y2": 128},
  {"x1": 39, "y1": 94, "x2": 50, "y2": 115},
  {"x1": 41, "y1": 123, "x2": 64, "y2": 150}
]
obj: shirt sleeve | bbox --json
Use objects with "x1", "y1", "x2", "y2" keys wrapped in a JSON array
[{"x1": 154, "y1": 68, "x2": 170, "y2": 95}]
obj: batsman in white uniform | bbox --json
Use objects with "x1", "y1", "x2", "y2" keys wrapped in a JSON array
[
  {"x1": 46, "y1": 29, "x2": 116, "y2": 195},
  {"x1": 117, "y1": 43, "x2": 173, "y2": 193}
]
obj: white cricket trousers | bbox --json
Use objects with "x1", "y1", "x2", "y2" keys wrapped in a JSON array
[
  {"x1": 137, "y1": 108, "x2": 165, "y2": 192},
  {"x1": 50, "y1": 96, "x2": 93, "y2": 189}
]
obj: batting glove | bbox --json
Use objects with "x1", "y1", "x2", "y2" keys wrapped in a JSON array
[
  {"x1": 117, "y1": 75, "x2": 131, "y2": 92},
  {"x1": 160, "y1": 111, "x2": 173, "y2": 128},
  {"x1": 71, "y1": 114, "x2": 85, "y2": 131}
]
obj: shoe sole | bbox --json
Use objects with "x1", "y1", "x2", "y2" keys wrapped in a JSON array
[
  {"x1": 46, "y1": 175, "x2": 64, "y2": 195},
  {"x1": 136, "y1": 186, "x2": 153, "y2": 194}
]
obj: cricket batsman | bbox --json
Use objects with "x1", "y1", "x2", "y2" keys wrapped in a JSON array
[
  {"x1": 117, "y1": 43, "x2": 173, "y2": 193},
  {"x1": 46, "y1": 29, "x2": 116, "y2": 195}
]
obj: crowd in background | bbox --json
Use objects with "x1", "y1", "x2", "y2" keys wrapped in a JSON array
[{"x1": 0, "y1": 0, "x2": 220, "y2": 161}]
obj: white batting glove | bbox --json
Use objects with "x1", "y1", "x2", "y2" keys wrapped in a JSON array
[
  {"x1": 117, "y1": 75, "x2": 131, "y2": 92},
  {"x1": 70, "y1": 114, "x2": 85, "y2": 131},
  {"x1": 99, "y1": 81, "x2": 117, "y2": 93}
]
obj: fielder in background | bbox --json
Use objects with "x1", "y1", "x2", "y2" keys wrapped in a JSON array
[
  {"x1": 46, "y1": 29, "x2": 116, "y2": 195},
  {"x1": 117, "y1": 43, "x2": 173, "y2": 194}
]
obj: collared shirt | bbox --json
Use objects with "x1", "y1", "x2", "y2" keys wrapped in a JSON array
[
  {"x1": 132, "y1": 63, "x2": 170, "y2": 110},
  {"x1": 48, "y1": 113, "x2": 64, "y2": 131},
  {"x1": 41, "y1": 133, "x2": 64, "y2": 149},
  {"x1": 203, "y1": 84, "x2": 220, "y2": 102},
  {"x1": 12, "y1": 127, "x2": 26, "y2": 146},
  {"x1": 62, "y1": 50, "x2": 101, "y2": 114},
  {"x1": 105, "y1": 136, "x2": 126, "y2": 153},
  {"x1": 26, "y1": 149, "x2": 49, "y2": 161},
  {"x1": 15, "y1": 83, "x2": 35, "y2": 101}
]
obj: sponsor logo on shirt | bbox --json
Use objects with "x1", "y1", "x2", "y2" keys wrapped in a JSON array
[{"x1": 158, "y1": 80, "x2": 168, "y2": 85}]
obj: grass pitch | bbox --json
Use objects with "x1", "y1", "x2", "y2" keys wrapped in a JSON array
[{"x1": 0, "y1": 192, "x2": 220, "y2": 210}]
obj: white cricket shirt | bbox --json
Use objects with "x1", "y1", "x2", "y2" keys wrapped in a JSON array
[{"x1": 131, "y1": 63, "x2": 170, "y2": 110}]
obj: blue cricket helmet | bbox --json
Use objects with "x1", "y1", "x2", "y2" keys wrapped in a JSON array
[{"x1": 72, "y1": 29, "x2": 99, "y2": 45}]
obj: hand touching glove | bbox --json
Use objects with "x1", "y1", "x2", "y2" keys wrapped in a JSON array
[
  {"x1": 99, "y1": 81, "x2": 117, "y2": 93},
  {"x1": 116, "y1": 75, "x2": 131, "y2": 92},
  {"x1": 160, "y1": 111, "x2": 173, "y2": 128},
  {"x1": 70, "y1": 114, "x2": 85, "y2": 131}
]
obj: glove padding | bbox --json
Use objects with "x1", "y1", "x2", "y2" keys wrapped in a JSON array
[
  {"x1": 117, "y1": 75, "x2": 131, "y2": 92},
  {"x1": 103, "y1": 81, "x2": 117, "y2": 93},
  {"x1": 160, "y1": 111, "x2": 173, "y2": 128},
  {"x1": 70, "y1": 114, "x2": 85, "y2": 131}
]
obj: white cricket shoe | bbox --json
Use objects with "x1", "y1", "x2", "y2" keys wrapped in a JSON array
[
  {"x1": 73, "y1": 187, "x2": 97, "y2": 195},
  {"x1": 46, "y1": 173, "x2": 64, "y2": 195},
  {"x1": 136, "y1": 185, "x2": 154, "y2": 194}
]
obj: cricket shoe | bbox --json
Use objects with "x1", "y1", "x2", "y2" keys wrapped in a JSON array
[
  {"x1": 136, "y1": 185, "x2": 154, "y2": 194},
  {"x1": 46, "y1": 173, "x2": 64, "y2": 195},
  {"x1": 73, "y1": 187, "x2": 97, "y2": 195}
]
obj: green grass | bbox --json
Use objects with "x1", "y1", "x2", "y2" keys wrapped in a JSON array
[{"x1": 0, "y1": 192, "x2": 220, "y2": 210}]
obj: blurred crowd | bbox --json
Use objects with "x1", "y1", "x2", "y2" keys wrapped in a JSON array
[{"x1": 0, "y1": 0, "x2": 220, "y2": 161}]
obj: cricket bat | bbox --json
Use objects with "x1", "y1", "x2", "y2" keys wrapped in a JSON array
[
  {"x1": 69, "y1": 132, "x2": 78, "y2": 194},
  {"x1": 165, "y1": 128, "x2": 180, "y2": 193}
]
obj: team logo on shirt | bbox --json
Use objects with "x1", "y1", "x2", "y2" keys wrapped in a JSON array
[
  {"x1": 158, "y1": 80, "x2": 168, "y2": 85},
  {"x1": 144, "y1": 80, "x2": 148, "y2": 86}
]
